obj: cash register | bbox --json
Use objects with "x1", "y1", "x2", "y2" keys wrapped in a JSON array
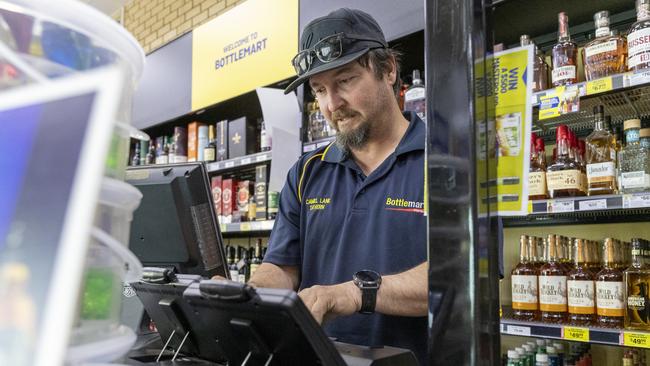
[{"x1": 125, "y1": 163, "x2": 418, "y2": 366}]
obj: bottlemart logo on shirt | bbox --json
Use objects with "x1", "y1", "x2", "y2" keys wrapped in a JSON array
[{"x1": 385, "y1": 196, "x2": 424, "y2": 214}]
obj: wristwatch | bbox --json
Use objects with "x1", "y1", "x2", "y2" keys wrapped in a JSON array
[{"x1": 353, "y1": 270, "x2": 382, "y2": 314}]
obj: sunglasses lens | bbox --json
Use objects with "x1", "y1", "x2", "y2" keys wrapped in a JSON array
[
  {"x1": 316, "y1": 35, "x2": 342, "y2": 62},
  {"x1": 293, "y1": 52, "x2": 312, "y2": 75}
]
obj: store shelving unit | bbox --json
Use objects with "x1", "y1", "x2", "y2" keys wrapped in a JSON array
[
  {"x1": 220, "y1": 219, "x2": 275, "y2": 233},
  {"x1": 302, "y1": 136, "x2": 335, "y2": 153},
  {"x1": 205, "y1": 151, "x2": 271, "y2": 173}
]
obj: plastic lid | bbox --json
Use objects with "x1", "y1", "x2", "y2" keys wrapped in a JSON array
[
  {"x1": 98, "y1": 177, "x2": 143, "y2": 211},
  {"x1": 3, "y1": 0, "x2": 144, "y2": 83},
  {"x1": 624, "y1": 119, "x2": 642, "y2": 130},
  {"x1": 640, "y1": 128, "x2": 650, "y2": 138},
  {"x1": 507, "y1": 350, "x2": 519, "y2": 359},
  {"x1": 547, "y1": 346, "x2": 556, "y2": 354},
  {"x1": 523, "y1": 344, "x2": 532, "y2": 352},
  {"x1": 536, "y1": 353, "x2": 549, "y2": 362}
]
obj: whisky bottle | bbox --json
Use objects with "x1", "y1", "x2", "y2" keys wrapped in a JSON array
[
  {"x1": 540, "y1": 234, "x2": 568, "y2": 323},
  {"x1": 627, "y1": 0, "x2": 650, "y2": 72},
  {"x1": 228, "y1": 246, "x2": 239, "y2": 281},
  {"x1": 260, "y1": 120, "x2": 271, "y2": 152},
  {"x1": 585, "y1": 106, "x2": 617, "y2": 195},
  {"x1": 511, "y1": 235, "x2": 540, "y2": 321},
  {"x1": 568, "y1": 239, "x2": 596, "y2": 326},
  {"x1": 145, "y1": 143, "x2": 155, "y2": 165},
  {"x1": 529, "y1": 133, "x2": 548, "y2": 200},
  {"x1": 204, "y1": 125, "x2": 217, "y2": 162},
  {"x1": 547, "y1": 125, "x2": 584, "y2": 197},
  {"x1": 521, "y1": 35, "x2": 550, "y2": 92},
  {"x1": 237, "y1": 247, "x2": 250, "y2": 283},
  {"x1": 624, "y1": 239, "x2": 650, "y2": 330},
  {"x1": 619, "y1": 119, "x2": 650, "y2": 193},
  {"x1": 596, "y1": 238, "x2": 625, "y2": 328},
  {"x1": 529, "y1": 236, "x2": 543, "y2": 268},
  {"x1": 552, "y1": 12, "x2": 579, "y2": 86},
  {"x1": 404, "y1": 69, "x2": 426, "y2": 121},
  {"x1": 641, "y1": 128, "x2": 650, "y2": 149},
  {"x1": 572, "y1": 132, "x2": 589, "y2": 196},
  {"x1": 582, "y1": 11, "x2": 627, "y2": 81},
  {"x1": 131, "y1": 146, "x2": 140, "y2": 166},
  {"x1": 249, "y1": 238, "x2": 263, "y2": 278}
]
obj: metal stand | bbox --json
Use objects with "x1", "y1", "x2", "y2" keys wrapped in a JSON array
[
  {"x1": 240, "y1": 351, "x2": 274, "y2": 366},
  {"x1": 156, "y1": 329, "x2": 191, "y2": 362}
]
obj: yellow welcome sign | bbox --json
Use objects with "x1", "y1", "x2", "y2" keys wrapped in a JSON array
[{"x1": 191, "y1": 0, "x2": 298, "y2": 110}]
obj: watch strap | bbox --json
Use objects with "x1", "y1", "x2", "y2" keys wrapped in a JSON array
[{"x1": 359, "y1": 287, "x2": 377, "y2": 314}]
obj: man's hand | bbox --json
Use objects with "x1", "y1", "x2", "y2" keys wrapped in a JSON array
[{"x1": 298, "y1": 281, "x2": 361, "y2": 324}]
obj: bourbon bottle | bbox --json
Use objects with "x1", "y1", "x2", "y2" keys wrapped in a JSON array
[
  {"x1": 547, "y1": 125, "x2": 584, "y2": 197},
  {"x1": 624, "y1": 239, "x2": 650, "y2": 330},
  {"x1": 628, "y1": 0, "x2": 650, "y2": 72},
  {"x1": 540, "y1": 234, "x2": 568, "y2": 323},
  {"x1": 512, "y1": 235, "x2": 540, "y2": 321},
  {"x1": 585, "y1": 106, "x2": 617, "y2": 195},
  {"x1": 529, "y1": 133, "x2": 548, "y2": 200},
  {"x1": 596, "y1": 238, "x2": 625, "y2": 328},
  {"x1": 552, "y1": 12, "x2": 579, "y2": 86},
  {"x1": 582, "y1": 11, "x2": 627, "y2": 81},
  {"x1": 521, "y1": 34, "x2": 550, "y2": 92},
  {"x1": 568, "y1": 239, "x2": 596, "y2": 326}
]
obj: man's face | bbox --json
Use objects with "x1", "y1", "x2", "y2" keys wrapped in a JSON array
[{"x1": 308, "y1": 60, "x2": 395, "y2": 149}]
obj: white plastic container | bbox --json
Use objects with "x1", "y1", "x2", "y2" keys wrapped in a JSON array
[
  {"x1": 94, "y1": 177, "x2": 142, "y2": 245},
  {"x1": 67, "y1": 325, "x2": 136, "y2": 365}
]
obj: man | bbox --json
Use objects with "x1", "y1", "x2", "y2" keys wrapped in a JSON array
[{"x1": 247, "y1": 8, "x2": 428, "y2": 364}]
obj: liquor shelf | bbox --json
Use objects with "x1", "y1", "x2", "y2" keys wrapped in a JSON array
[
  {"x1": 502, "y1": 192, "x2": 650, "y2": 227},
  {"x1": 205, "y1": 151, "x2": 271, "y2": 173},
  {"x1": 219, "y1": 220, "x2": 274, "y2": 233},
  {"x1": 531, "y1": 70, "x2": 650, "y2": 139},
  {"x1": 501, "y1": 311, "x2": 650, "y2": 349},
  {"x1": 302, "y1": 136, "x2": 336, "y2": 153}
]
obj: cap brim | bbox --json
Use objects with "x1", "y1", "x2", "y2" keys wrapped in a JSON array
[{"x1": 283, "y1": 47, "x2": 372, "y2": 94}]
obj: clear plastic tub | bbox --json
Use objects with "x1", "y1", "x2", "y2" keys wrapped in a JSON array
[
  {"x1": 94, "y1": 177, "x2": 142, "y2": 244},
  {"x1": 67, "y1": 325, "x2": 136, "y2": 365}
]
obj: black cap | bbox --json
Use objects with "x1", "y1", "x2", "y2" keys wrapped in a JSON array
[{"x1": 284, "y1": 8, "x2": 388, "y2": 94}]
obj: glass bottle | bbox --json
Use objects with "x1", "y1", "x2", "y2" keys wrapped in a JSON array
[
  {"x1": 521, "y1": 35, "x2": 550, "y2": 92},
  {"x1": 568, "y1": 239, "x2": 596, "y2": 326},
  {"x1": 640, "y1": 128, "x2": 650, "y2": 149},
  {"x1": 529, "y1": 133, "x2": 548, "y2": 200},
  {"x1": 249, "y1": 238, "x2": 263, "y2": 278},
  {"x1": 507, "y1": 350, "x2": 520, "y2": 366},
  {"x1": 585, "y1": 106, "x2": 617, "y2": 195},
  {"x1": 228, "y1": 246, "x2": 239, "y2": 281},
  {"x1": 530, "y1": 236, "x2": 544, "y2": 268},
  {"x1": 624, "y1": 239, "x2": 650, "y2": 330},
  {"x1": 547, "y1": 125, "x2": 584, "y2": 197},
  {"x1": 582, "y1": 11, "x2": 627, "y2": 81},
  {"x1": 552, "y1": 12, "x2": 578, "y2": 86},
  {"x1": 237, "y1": 247, "x2": 250, "y2": 283},
  {"x1": 131, "y1": 145, "x2": 140, "y2": 166},
  {"x1": 627, "y1": 0, "x2": 650, "y2": 72},
  {"x1": 512, "y1": 235, "x2": 540, "y2": 321},
  {"x1": 576, "y1": 137, "x2": 589, "y2": 196},
  {"x1": 596, "y1": 238, "x2": 625, "y2": 328},
  {"x1": 536, "y1": 353, "x2": 549, "y2": 366},
  {"x1": 204, "y1": 125, "x2": 217, "y2": 162},
  {"x1": 404, "y1": 69, "x2": 426, "y2": 121},
  {"x1": 619, "y1": 119, "x2": 650, "y2": 193},
  {"x1": 540, "y1": 234, "x2": 568, "y2": 323},
  {"x1": 145, "y1": 143, "x2": 155, "y2": 165},
  {"x1": 260, "y1": 120, "x2": 271, "y2": 152}
]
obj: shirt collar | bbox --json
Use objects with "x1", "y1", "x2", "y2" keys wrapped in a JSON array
[{"x1": 322, "y1": 111, "x2": 425, "y2": 163}]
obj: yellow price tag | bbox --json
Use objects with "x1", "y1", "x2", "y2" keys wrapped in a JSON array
[
  {"x1": 586, "y1": 77, "x2": 613, "y2": 95},
  {"x1": 240, "y1": 222, "x2": 252, "y2": 231},
  {"x1": 624, "y1": 332, "x2": 650, "y2": 348},
  {"x1": 563, "y1": 326, "x2": 589, "y2": 342}
]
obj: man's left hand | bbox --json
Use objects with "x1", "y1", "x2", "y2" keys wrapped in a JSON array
[{"x1": 298, "y1": 281, "x2": 361, "y2": 324}]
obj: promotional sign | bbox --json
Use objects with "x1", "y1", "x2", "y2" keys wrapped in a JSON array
[
  {"x1": 477, "y1": 46, "x2": 534, "y2": 216},
  {"x1": 191, "y1": 0, "x2": 298, "y2": 110}
]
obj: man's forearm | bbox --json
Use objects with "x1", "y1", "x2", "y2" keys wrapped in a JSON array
[
  {"x1": 248, "y1": 262, "x2": 300, "y2": 290},
  {"x1": 375, "y1": 262, "x2": 427, "y2": 316}
]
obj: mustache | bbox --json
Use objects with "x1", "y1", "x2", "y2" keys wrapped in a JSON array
[{"x1": 331, "y1": 109, "x2": 357, "y2": 121}]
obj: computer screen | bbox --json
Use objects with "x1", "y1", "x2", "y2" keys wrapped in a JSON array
[{"x1": 125, "y1": 162, "x2": 228, "y2": 278}]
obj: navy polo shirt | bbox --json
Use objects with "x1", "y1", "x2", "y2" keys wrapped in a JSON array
[{"x1": 264, "y1": 111, "x2": 427, "y2": 364}]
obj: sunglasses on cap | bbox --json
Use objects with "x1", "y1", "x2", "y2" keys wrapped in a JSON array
[{"x1": 291, "y1": 33, "x2": 386, "y2": 77}]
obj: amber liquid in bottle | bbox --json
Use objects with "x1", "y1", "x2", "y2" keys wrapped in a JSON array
[
  {"x1": 624, "y1": 239, "x2": 650, "y2": 330},
  {"x1": 512, "y1": 235, "x2": 540, "y2": 321},
  {"x1": 627, "y1": 0, "x2": 650, "y2": 72},
  {"x1": 529, "y1": 133, "x2": 548, "y2": 200},
  {"x1": 585, "y1": 106, "x2": 617, "y2": 195},
  {"x1": 540, "y1": 235, "x2": 568, "y2": 323},
  {"x1": 568, "y1": 239, "x2": 596, "y2": 325},
  {"x1": 547, "y1": 125, "x2": 584, "y2": 197},
  {"x1": 552, "y1": 12, "x2": 578, "y2": 86},
  {"x1": 582, "y1": 10, "x2": 627, "y2": 81},
  {"x1": 596, "y1": 238, "x2": 625, "y2": 328}
]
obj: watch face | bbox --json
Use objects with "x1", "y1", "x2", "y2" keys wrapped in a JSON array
[{"x1": 355, "y1": 270, "x2": 380, "y2": 284}]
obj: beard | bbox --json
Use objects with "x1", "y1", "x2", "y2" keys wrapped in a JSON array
[{"x1": 330, "y1": 109, "x2": 371, "y2": 152}]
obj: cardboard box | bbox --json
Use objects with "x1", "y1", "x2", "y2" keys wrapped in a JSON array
[
  {"x1": 237, "y1": 180, "x2": 253, "y2": 221},
  {"x1": 222, "y1": 178, "x2": 237, "y2": 222},
  {"x1": 228, "y1": 117, "x2": 256, "y2": 158},
  {"x1": 173, "y1": 126, "x2": 188, "y2": 162},
  {"x1": 211, "y1": 175, "x2": 222, "y2": 218},
  {"x1": 255, "y1": 165, "x2": 267, "y2": 220},
  {"x1": 216, "y1": 120, "x2": 228, "y2": 161},
  {"x1": 197, "y1": 125, "x2": 209, "y2": 161},
  {"x1": 188, "y1": 122, "x2": 205, "y2": 162}
]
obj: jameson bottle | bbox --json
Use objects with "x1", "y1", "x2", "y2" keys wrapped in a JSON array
[
  {"x1": 624, "y1": 238, "x2": 650, "y2": 330},
  {"x1": 568, "y1": 239, "x2": 596, "y2": 325},
  {"x1": 512, "y1": 235, "x2": 540, "y2": 321},
  {"x1": 540, "y1": 234, "x2": 568, "y2": 323},
  {"x1": 596, "y1": 238, "x2": 625, "y2": 328}
]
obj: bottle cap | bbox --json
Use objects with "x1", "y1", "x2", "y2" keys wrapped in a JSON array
[
  {"x1": 412, "y1": 69, "x2": 422, "y2": 84},
  {"x1": 640, "y1": 128, "x2": 650, "y2": 138},
  {"x1": 547, "y1": 346, "x2": 556, "y2": 354},
  {"x1": 624, "y1": 119, "x2": 641, "y2": 130},
  {"x1": 536, "y1": 137, "x2": 545, "y2": 152},
  {"x1": 593, "y1": 105, "x2": 604, "y2": 116},
  {"x1": 594, "y1": 10, "x2": 610, "y2": 28},
  {"x1": 537, "y1": 353, "x2": 549, "y2": 362},
  {"x1": 536, "y1": 339, "x2": 545, "y2": 346},
  {"x1": 508, "y1": 350, "x2": 519, "y2": 359},
  {"x1": 520, "y1": 34, "x2": 532, "y2": 46},
  {"x1": 523, "y1": 344, "x2": 532, "y2": 352}
]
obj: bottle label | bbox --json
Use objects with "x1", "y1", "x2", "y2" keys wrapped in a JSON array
[
  {"x1": 596, "y1": 281, "x2": 624, "y2": 316},
  {"x1": 204, "y1": 148, "x2": 216, "y2": 162},
  {"x1": 580, "y1": 172, "x2": 588, "y2": 193},
  {"x1": 621, "y1": 171, "x2": 650, "y2": 189},
  {"x1": 528, "y1": 171, "x2": 547, "y2": 196},
  {"x1": 229, "y1": 269, "x2": 239, "y2": 281},
  {"x1": 584, "y1": 40, "x2": 618, "y2": 59},
  {"x1": 546, "y1": 170, "x2": 582, "y2": 191},
  {"x1": 627, "y1": 294, "x2": 650, "y2": 326},
  {"x1": 586, "y1": 161, "x2": 615, "y2": 184},
  {"x1": 539, "y1": 275, "x2": 567, "y2": 311},
  {"x1": 238, "y1": 274, "x2": 247, "y2": 283},
  {"x1": 250, "y1": 263, "x2": 260, "y2": 277},
  {"x1": 628, "y1": 27, "x2": 650, "y2": 68},
  {"x1": 156, "y1": 156, "x2": 169, "y2": 164},
  {"x1": 261, "y1": 134, "x2": 272, "y2": 150},
  {"x1": 404, "y1": 87, "x2": 425, "y2": 101},
  {"x1": 568, "y1": 280, "x2": 595, "y2": 314},
  {"x1": 551, "y1": 65, "x2": 576, "y2": 83},
  {"x1": 511, "y1": 275, "x2": 538, "y2": 310}
]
